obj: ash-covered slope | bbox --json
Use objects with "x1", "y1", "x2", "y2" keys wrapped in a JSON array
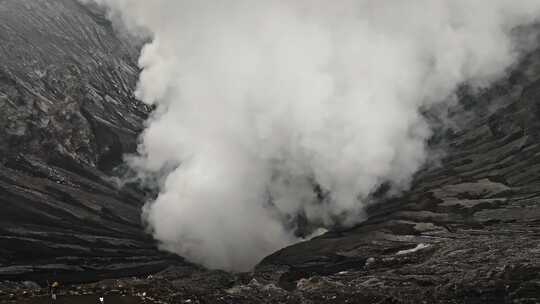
[
  {"x1": 1, "y1": 1, "x2": 539, "y2": 303},
  {"x1": 103, "y1": 44, "x2": 540, "y2": 304},
  {"x1": 255, "y1": 51, "x2": 540, "y2": 302},
  {"x1": 0, "y1": 0, "x2": 183, "y2": 282}
]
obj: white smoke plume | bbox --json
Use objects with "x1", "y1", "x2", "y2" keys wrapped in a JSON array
[{"x1": 86, "y1": 0, "x2": 540, "y2": 271}]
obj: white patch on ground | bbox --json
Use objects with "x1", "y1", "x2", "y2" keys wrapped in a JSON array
[
  {"x1": 304, "y1": 228, "x2": 328, "y2": 240},
  {"x1": 396, "y1": 243, "x2": 430, "y2": 255}
]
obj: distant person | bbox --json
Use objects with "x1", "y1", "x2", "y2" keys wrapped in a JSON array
[
  {"x1": 99, "y1": 296, "x2": 104, "y2": 304},
  {"x1": 51, "y1": 281, "x2": 59, "y2": 302}
]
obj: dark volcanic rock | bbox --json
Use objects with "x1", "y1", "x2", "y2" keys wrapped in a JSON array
[
  {"x1": 256, "y1": 51, "x2": 540, "y2": 303},
  {"x1": 1, "y1": 0, "x2": 540, "y2": 303},
  {"x1": 0, "y1": 0, "x2": 186, "y2": 283}
]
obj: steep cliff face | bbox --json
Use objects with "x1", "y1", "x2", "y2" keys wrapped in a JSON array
[
  {"x1": 1, "y1": 1, "x2": 539, "y2": 303},
  {"x1": 0, "y1": 0, "x2": 184, "y2": 282},
  {"x1": 255, "y1": 51, "x2": 540, "y2": 303}
]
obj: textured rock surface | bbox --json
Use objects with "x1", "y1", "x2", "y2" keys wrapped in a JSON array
[
  {"x1": 1, "y1": 0, "x2": 539, "y2": 303},
  {"x1": 254, "y1": 50, "x2": 540, "y2": 303},
  {"x1": 0, "y1": 0, "x2": 185, "y2": 283},
  {"x1": 59, "y1": 48, "x2": 539, "y2": 304}
]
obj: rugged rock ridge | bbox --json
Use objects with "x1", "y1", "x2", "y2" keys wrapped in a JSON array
[
  {"x1": 0, "y1": 1, "x2": 539, "y2": 303},
  {"x1": 254, "y1": 50, "x2": 540, "y2": 303},
  {"x1": 0, "y1": 0, "x2": 184, "y2": 282}
]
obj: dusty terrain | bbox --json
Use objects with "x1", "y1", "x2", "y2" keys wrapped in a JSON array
[
  {"x1": 0, "y1": 0, "x2": 187, "y2": 282},
  {"x1": 0, "y1": 1, "x2": 539, "y2": 303}
]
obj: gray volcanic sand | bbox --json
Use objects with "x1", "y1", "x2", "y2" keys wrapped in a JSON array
[{"x1": 20, "y1": 295, "x2": 144, "y2": 304}]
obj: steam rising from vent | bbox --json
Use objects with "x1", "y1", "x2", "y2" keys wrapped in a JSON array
[{"x1": 85, "y1": 0, "x2": 540, "y2": 271}]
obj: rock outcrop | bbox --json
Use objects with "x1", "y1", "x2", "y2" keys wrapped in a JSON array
[
  {"x1": 256, "y1": 50, "x2": 540, "y2": 303},
  {"x1": 0, "y1": 0, "x2": 184, "y2": 283},
  {"x1": 0, "y1": 1, "x2": 539, "y2": 303}
]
